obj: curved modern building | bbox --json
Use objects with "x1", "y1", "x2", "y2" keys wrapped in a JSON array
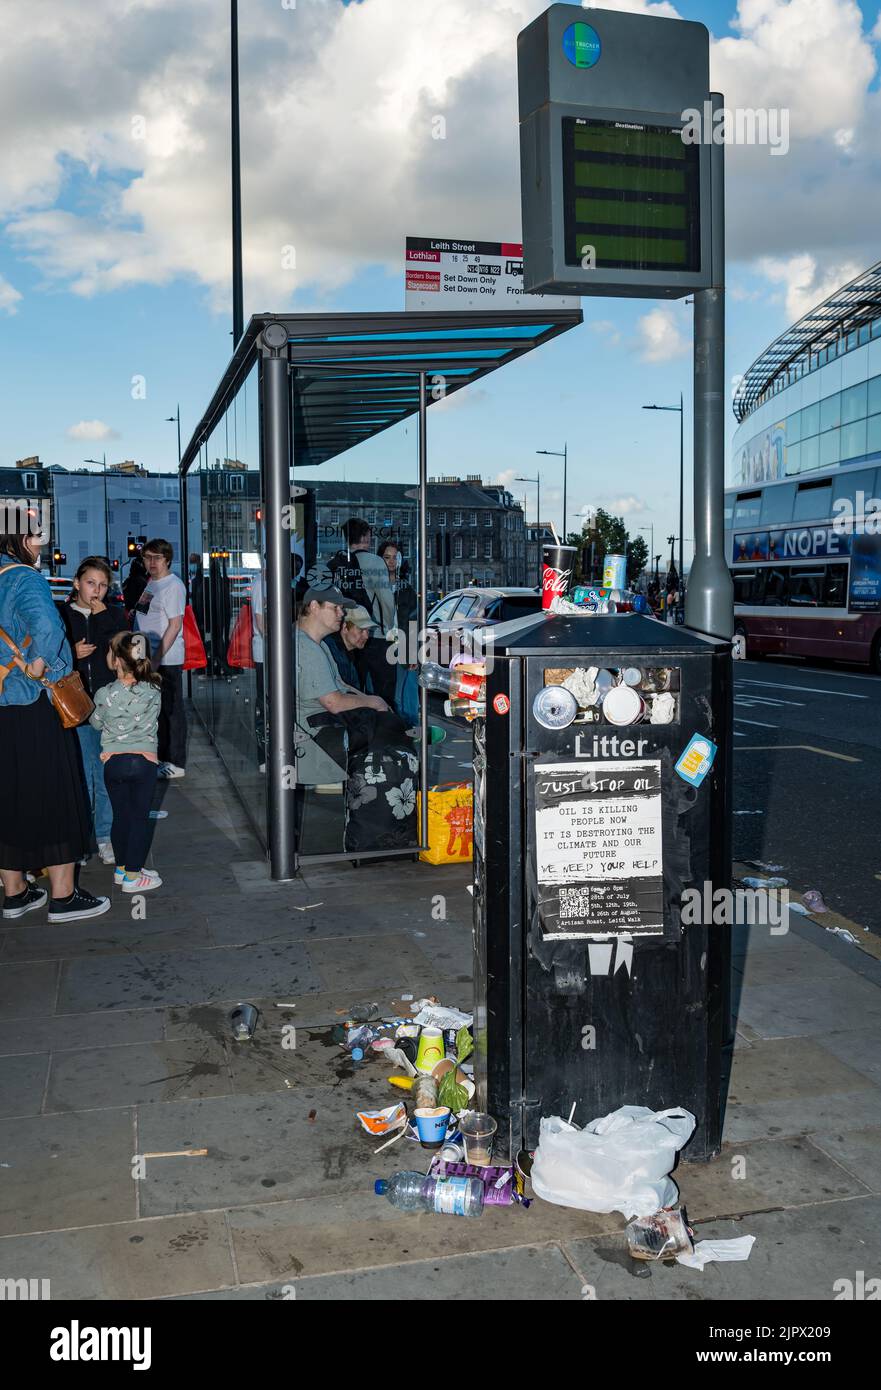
[{"x1": 731, "y1": 260, "x2": 881, "y2": 489}]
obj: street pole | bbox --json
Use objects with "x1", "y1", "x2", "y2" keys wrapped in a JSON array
[
  {"x1": 537, "y1": 446, "x2": 565, "y2": 541},
  {"x1": 516, "y1": 474, "x2": 541, "y2": 582},
  {"x1": 230, "y1": 0, "x2": 244, "y2": 345},
  {"x1": 85, "y1": 455, "x2": 110, "y2": 562},
  {"x1": 678, "y1": 390, "x2": 684, "y2": 620},
  {"x1": 687, "y1": 91, "x2": 733, "y2": 640}
]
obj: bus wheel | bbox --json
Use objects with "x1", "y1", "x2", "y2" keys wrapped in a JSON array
[{"x1": 734, "y1": 623, "x2": 761, "y2": 660}]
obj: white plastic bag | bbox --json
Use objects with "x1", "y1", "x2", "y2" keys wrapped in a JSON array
[{"x1": 530, "y1": 1105, "x2": 696, "y2": 1218}]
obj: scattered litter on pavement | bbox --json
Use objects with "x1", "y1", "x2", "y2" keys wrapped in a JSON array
[
  {"x1": 745, "y1": 859, "x2": 784, "y2": 872},
  {"x1": 826, "y1": 926, "x2": 858, "y2": 944},
  {"x1": 292, "y1": 902, "x2": 323, "y2": 912},
  {"x1": 229, "y1": 1002, "x2": 259, "y2": 1040},
  {"x1": 356, "y1": 1103, "x2": 408, "y2": 1136},
  {"x1": 411, "y1": 1003, "x2": 473, "y2": 1030},
  {"x1": 531, "y1": 1106, "x2": 696, "y2": 1217},
  {"x1": 283, "y1": 1079, "x2": 292, "y2": 1088},
  {"x1": 307, "y1": 1109, "x2": 317, "y2": 1123},
  {"x1": 465, "y1": 884, "x2": 474, "y2": 896},
  {"x1": 741, "y1": 876, "x2": 788, "y2": 888},
  {"x1": 788, "y1": 902, "x2": 810, "y2": 916},
  {"x1": 275, "y1": 1002, "x2": 297, "y2": 1009},
  {"x1": 400, "y1": 993, "x2": 413, "y2": 1001},
  {"x1": 802, "y1": 889, "x2": 828, "y2": 913},
  {"x1": 676, "y1": 1234, "x2": 756, "y2": 1270}
]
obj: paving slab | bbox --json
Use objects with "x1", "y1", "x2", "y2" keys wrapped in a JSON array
[
  {"x1": 172, "y1": 1243, "x2": 586, "y2": 1301},
  {"x1": 0, "y1": 917, "x2": 214, "y2": 964},
  {"x1": 736, "y1": 975, "x2": 881, "y2": 1039},
  {"x1": 676, "y1": 1136, "x2": 869, "y2": 1220},
  {"x1": 726, "y1": 1036, "x2": 875, "y2": 1106},
  {"x1": 0, "y1": 1052, "x2": 49, "y2": 1119},
  {"x1": 734, "y1": 933, "x2": 839, "y2": 988},
  {"x1": 228, "y1": 1190, "x2": 622, "y2": 1283},
  {"x1": 0, "y1": 961, "x2": 59, "y2": 1021},
  {"x1": 564, "y1": 1195, "x2": 881, "y2": 1301},
  {"x1": 306, "y1": 933, "x2": 442, "y2": 992},
  {"x1": 0, "y1": 1008, "x2": 166, "y2": 1059},
  {"x1": 814, "y1": 1029, "x2": 881, "y2": 1090},
  {"x1": 0, "y1": 1109, "x2": 136, "y2": 1236},
  {"x1": 407, "y1": 924, "x2": 474, "y2": 981},
  {"x1": 0, "y1": 1212, "x2": 234, "y2": 1300},
  {"x1": 57, "y1": 939, "x2": 322, "y2": 1014},
  {"x1": 807, "y1": 1127, "x2": 881, "y2": 1194},
  {"x1": 722, "y1": 1085, "x2": 881, "y2": 1144},
  {"x1": 135, "y1": 1084, "x2": 425, "y2": 1218},
  {"x1": 46, "y1": 1039, "x2": 232, "y2": 1112}
]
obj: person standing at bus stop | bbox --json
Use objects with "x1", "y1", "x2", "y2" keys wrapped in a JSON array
[{"x1": 134, "y1": 538, "x2": 188, "y2": 778}]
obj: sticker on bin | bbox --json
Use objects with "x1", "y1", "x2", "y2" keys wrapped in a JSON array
[
  {"x1": 675, "y1": 735, "x2": 717, "y2": 787},
  {"x1": 493, "y1": 693, "x2": 510, "y2": 715}
]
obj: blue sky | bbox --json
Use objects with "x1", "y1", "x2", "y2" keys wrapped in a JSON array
[{"x1": 1, "y1": 0, "x2": 880, "y2": 570}]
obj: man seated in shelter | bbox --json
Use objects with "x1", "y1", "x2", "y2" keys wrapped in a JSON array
[
  {"x1": 295, "y1": 587, "x2": 409, "y2": 785},
  {"x1": 324, "y1": 604, "x2": 375, "y2": 690}
]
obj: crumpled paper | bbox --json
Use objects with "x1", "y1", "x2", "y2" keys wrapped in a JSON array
[{"x1": 676, "y1": 1234, "x2": 756, "y2": 1269}]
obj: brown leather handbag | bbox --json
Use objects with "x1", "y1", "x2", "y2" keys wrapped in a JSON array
[{"x1": 0, "y1": 565, "x2": 95, "y2": 728}]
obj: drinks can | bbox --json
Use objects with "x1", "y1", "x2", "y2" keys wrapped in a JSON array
[
  {"x1": 541, "y1": 544, "x2": 576, "y2": 611},
  {"x1": 602, "y1": 553, "x2": 627, "y2": 590}
]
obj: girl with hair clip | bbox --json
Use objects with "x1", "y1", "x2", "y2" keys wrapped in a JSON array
[
  {"x1": 61, "y1": 556, "x2": 128, "y2": 864},
  {"x1": 89, "y1": 631, "x2": 163, "y2": 893}
]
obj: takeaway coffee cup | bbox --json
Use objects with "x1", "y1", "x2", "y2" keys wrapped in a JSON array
[
  {"x1": 542, "y1": 545, "x2": 577, "y2": 610},
  {"x1": 460, "y1": 1111, "x2": 498, "y2": 1165},
  {"x1": 414, "y1": 1107, "x2": 451, "y2": 1149}
]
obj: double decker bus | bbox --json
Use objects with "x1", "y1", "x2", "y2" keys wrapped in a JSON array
[{"x1": 726, "y1": 463, "x2": 881, "y2": 673}]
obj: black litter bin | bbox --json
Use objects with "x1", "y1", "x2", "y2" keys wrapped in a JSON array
[{"x1": 472, "y1": 611, "x2": 732, "y2": 1161}]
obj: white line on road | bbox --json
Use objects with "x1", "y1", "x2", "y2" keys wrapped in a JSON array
[
  {"x1": 733, "y1": 717, "x2": 778, "y2": 727},
  {"x1": 737, "y1": 679, "x2": 869, "y2": 700},
  {"x1": 734, "y1": 695, "x2": 805, "y2": 707},
  {"x1": 736, "y1": 744, "x2": 861, "y2": 762}
]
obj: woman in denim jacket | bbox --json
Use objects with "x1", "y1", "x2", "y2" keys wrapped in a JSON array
[{"x1": 0, "y1": 524, "x2": 110, "y2": 923}]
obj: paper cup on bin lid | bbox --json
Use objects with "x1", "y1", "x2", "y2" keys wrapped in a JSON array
[
  {"x1": 541, "y1": 544, "x2": 576, "y2": 610},
  {"x1": 460, "y1": 1111, "x2": 497, "y2": 1165}
]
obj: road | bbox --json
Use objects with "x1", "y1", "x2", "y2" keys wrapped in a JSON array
[{"x1": 733, "y1": 657, "x2": 881, "y2": 932}]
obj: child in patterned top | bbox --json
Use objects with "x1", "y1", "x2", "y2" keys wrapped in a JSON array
[{"x1": 90, "y1": 631, "x2": 163, "y2": 894}]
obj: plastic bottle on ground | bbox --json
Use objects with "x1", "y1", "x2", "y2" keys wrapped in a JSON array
[{"x1": 374, "y1": 1170, "x2": 485, "y2": 1217}]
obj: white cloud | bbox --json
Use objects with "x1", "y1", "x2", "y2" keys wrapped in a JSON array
[
  {"x1": 599, "y1": 494, "x2": 648, "y2": 516},
  {"x1": 590, "y1": 319, "x2": 623, "y2": 348},
  {"x1": 756, "y1": 252, "x2": 864, "y2": 323},
  {"x1": 635, "y1": 307, "x2": 690, "y2": 363},
  {"x1": 0, "y1": 274, "x2": 22, "y2": 314},
  {"x1": 65, "y1": 420, "x2": 120, "y2": 441}
]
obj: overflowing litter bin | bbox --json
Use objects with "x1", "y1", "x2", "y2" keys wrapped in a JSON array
[{"x1": 472, "y1": 611, "x2": 732, "y2": 1161}]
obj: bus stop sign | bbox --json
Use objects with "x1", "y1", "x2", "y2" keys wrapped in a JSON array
[{"x1": 518, "y1": 5, "x2": 713, "y2": 299}]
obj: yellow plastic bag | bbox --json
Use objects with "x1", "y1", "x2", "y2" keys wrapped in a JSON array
[{"x1": 417, "y1": 782, "x2": 474, "y2": 864}]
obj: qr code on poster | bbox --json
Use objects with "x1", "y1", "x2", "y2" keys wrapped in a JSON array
[{"x1": 559, "y1": 886, "x2": 592, "y2": 920}]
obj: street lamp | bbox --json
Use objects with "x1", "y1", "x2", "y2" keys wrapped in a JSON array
[
  {"x1": 84, "y1": 454, "x2": 110, "y2": 561},
  {"x1": 516, "y1": 474, "x2": 541, "y2": 582},
  {"x1": 165, "y1": 406, "x2": 182, "y2": 466},
  {"x1": 536, "y1": 445, "x2": 567, "y2": 542},
  {"x1": 639, "y1": 525, "x2": 654, "y2": 582},
  {"x1": 642, "y1": 394, "x2": 684, "y2": 619}
]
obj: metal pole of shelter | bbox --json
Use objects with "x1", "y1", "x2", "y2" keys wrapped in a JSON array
[
  {"x1": 687, "y1": 91, "x2": 733, "y2": 641},
  {"x1": 261, "y1": 325, "x2": 296, "y2": 879},
  {"x1": 678, "y1": 392, "x2": 684, "y2": 620},
  {"x1": 230, "y1": 0, "x2": 244, "y2": 347},
  {"x1": 418, "y1": 371, "x2": 429, "y2": 850}
]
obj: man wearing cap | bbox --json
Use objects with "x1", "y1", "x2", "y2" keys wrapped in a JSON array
[{"x1": 324, "y1": 604, "x2": 375, "y2": 690}]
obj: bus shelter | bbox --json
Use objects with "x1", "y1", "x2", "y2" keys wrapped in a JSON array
[{"x1": 179, "y1": 309, "x2": 582, "y2": 879}]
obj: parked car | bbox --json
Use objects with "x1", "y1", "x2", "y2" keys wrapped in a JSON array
[{"x1": 426, "y1": 586, "x2": 542, "y2": 659}]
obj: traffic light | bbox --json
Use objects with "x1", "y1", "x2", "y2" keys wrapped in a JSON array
[
  {"x1": 111, "y1": 559, "x2": 120, "y2": 572},
  {"x1": 52, "y1": 549, "x2": 66, "y2": 566},
  {"x1": 127, "y1": 537, "x2": 138, "y2": 557},
  {"x1": 255, "y1": 507, "x2": 262, "y2": 523}
]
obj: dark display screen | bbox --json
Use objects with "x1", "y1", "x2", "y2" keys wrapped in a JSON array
[{"x1": 562, "y1": 117, "x2": 701, "y2": 273}]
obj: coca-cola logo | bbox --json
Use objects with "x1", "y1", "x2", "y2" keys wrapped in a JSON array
[{"x1": 542, "y1": 564, "x2": 571, "y2": 594}]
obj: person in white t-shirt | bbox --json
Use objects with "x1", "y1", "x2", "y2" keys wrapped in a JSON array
[{"x1": 134, "y1": 538, "x2": 188, "y2": 778}]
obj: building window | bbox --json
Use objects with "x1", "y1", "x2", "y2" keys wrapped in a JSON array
[
  {"x1": 384, "y1": 513, "x2": 393, "y2": 527},
  {"x1": 367, "y1": 510, "x2": 376, "y2": 525},
  {"x1": 24, "y1": 473, "x2": 37, "y2": 490},
  {"x1": 79, "y1": 540, "x2": 89, "y2": 558},
  {"x1": 330, "y1": 509, "x2": 339, "y2": 525},
  {"x1": 168, "y1": 510, "x2": 178, "y2": 525},
  {"x1": 426, "y1": 510, "x2": 431, "y2": 525},
  {"x1": 484, "y1": 539, "x2": 493, "y2": 559},
  {"x1": 438, "y1": 511, "x2": 447, "y2": 526},
  {"x1": 130, "y1": 512, "x2": 140, "y2": 525},
  {"x1": 453, "y1": 510, "x2": 463, "y2": 526},
  {"x1": 454, "y1": 536, "x2": 463, "y2": 559},
  {"x1": 469, "y1": 511, "x2": 477, "y2": 526},
  {"x1": 470, "y1": 538, "x2": 478, "y2": 558},
  {"x1": 484, "y1": 512, "x2": 492, "y2": 527},
  {"x1": 229, "y1": 475, "x2": 244, "y2": 492},
  {"x1": 77, "y1": 509, "x2": 88, "y2": 524}
]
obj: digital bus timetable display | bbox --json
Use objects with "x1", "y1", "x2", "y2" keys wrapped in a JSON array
[{"x1": 562, "y1": 117, "x2": 701, "y2": 273}]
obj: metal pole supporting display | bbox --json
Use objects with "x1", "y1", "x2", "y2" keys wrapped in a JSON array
[
  {"x1": 418, "y1": 372, "x2": 429, "y2": 850},
  {"x1": 260, "y1": 324, "x2": 296, "y2": 879},
  {"x1": 230, "y1": 0, "x2": 244, "y2": 346},
  {"x1": 687, "y1": 91, "x2": 733, "y2": 641}
]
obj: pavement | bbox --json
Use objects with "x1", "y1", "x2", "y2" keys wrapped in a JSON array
[{"x1": 1, "y1": 717, "x2": 880, "y2": 1302}]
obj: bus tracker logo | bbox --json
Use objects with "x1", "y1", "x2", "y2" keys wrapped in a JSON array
[
  {"x1": 562, "y1": 21, "x2": 601, "y2": 69},
  {"x1": 493, "y1": 693, "x2": 510, "y2": 716},
  {"x1": 675, "y1": 735, "x2": 717, "y2": 788}
]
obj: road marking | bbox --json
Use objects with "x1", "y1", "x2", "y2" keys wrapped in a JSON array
[
  {"x1": 736, "y1": 744, "x2": 861, "y2": 762},
  {"x1": 733, "y1": 731, "x2": 747, "y2": 738},
  {"x1": 734, "y1": 810, "x2": 763, "y2": 815},
  {"x1": 737, "y1": 679, "x2": 869, "y2": 700},
  {"x1": 734, "y1": 695, "x2": 805, "y2": 707},
  {"x1": 733, "y1": 717, "x2": 777, "y2": 728}
]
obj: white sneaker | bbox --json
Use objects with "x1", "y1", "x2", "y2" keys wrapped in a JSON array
[
  {"x1": 159, "y1": 764, "x2": 186, "y2": 779},
  {"x1": 98, "y1": 840, "x2": 116, "y2": 865},
  {"x1": 115, "y1": 866, "x2": 161, "y2": 887},
  {"x1": 120, "y1": 870, "x2": 163, "y2": 893},
  {"x1": 149, "y1": 809, "x2": 169, "y2": 820}
]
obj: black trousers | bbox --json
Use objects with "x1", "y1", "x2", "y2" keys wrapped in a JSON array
[
  {"x1": 158, "y1": 664, "x2": 187, "y2": 767},
  {"x1": 104, "y1": 755, "x2": 158, "y2": 872},
  {"x1": 359, "y1": 637, "x2": 397, "y2": 707}
]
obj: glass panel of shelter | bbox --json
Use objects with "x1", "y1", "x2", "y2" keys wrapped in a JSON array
[{"x1": 292, "y1": 474, "x2": 425, "y2": 859}]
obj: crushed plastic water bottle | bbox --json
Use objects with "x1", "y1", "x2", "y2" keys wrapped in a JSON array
[
  {"x1": 741, "y1": 876, "x2": 788, "y2": 889},
  {"x1": 375, "y1": 1170, "x2": 485, "y2": 1217}
]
